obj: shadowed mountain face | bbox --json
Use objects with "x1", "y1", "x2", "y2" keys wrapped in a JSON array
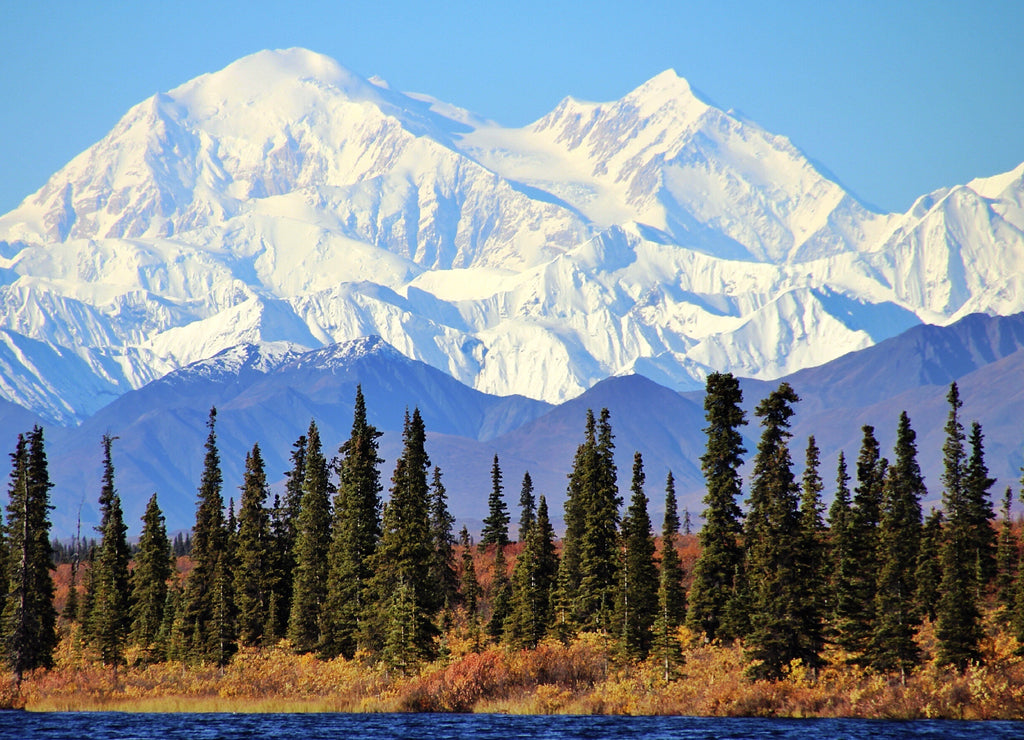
[
  {"x1": 36, "y1": 337, "x2": 551, "y2": 537},
  {"x1": 6, "y1": 311, "x2": 1022, "y2": 539}
]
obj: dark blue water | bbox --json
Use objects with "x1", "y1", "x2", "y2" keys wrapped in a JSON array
[{"x1": 1, "y1": 712, "x2": 1022, "y2": 739}]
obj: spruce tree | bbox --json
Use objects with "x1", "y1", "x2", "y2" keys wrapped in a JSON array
[
  {"x1": 869, "y1": 412, "x2": 925, "y2": 677},
  {"x1": 827, "y1": 450, "x2": 853, "y2": 635},
  {"x1": 964, "y1": 421, "x2": 997, "y2": 589},
  {"x1": 506, "y1": 495, "x2": 558, "y2": 649},
  {"x1": 518, "y1": 471, "x2": 536, "y2": 543},
  {"x1": 266, "y1": 433, "x2": 307, "y2": 640},
  {"x1": 428, "y1": 466, "x2": 459, "y2": 616},
  {"x1": 77, "y1": 545, "x2": 96, "y2": 633},
  {"x1": 794, "y1": 436, "x2": 827, "y2": 672},
  {"x1": 0, "y1": 503, "x2": 7, "y2": 627},
  {"x1": 487, "y1": 544, "x2": 512, "y2": 642},
  {"x1": 158, "y1": 580, "x2": 186, "y2": 662},
  {"x1": 915, "y1": 509, "x2": 944, "y2": 623},
  {"x1": 366, "y1": 409, "x2": 438, "y2": 666},
  {"x1": 617, "y1": 451, "x2": 658, "y2": 661},
  {"x1": 687, "y1": 372, "x2": 747, "y2": 642},
  {"x1": 129, "y1": 493, "x2": 172, "y2": 660},
  {"x1": 743, "y1": 382, "x2": 807, "y2": 680},
  {"x1": 182, "y1": 408, "x2": 235, "y2": 665},
  {"x1": 577, "y1": 408, "x2": 621, "y2": 633},
  {"x1": 936, "y1": 383, "x2": 984, "y2": 670},
  {"x1": 382, "y1": 579, "x2": 419, "y2": 674},
  {"x1": 480, "y1": 454, "x2": 510, "y2": 549},
  {"x1": 554, "y1": 410, "x2": 596, "y2": 637},
  {"x1": 458, "y1": 526, "x2": 482, "y2": 650},
  {"x1": 2, "y1": 430, "x2": 58, "y2": 679},
  {"x1": 323, "y1": 388, "x2": 383, "y2": 659},
  {"x1": 832, "y1": 426, "x2": 886, "y2": 661},
  {"x1": 652, "y1": 471, "x2": 686, "y2": 680},
  {"x1": 88, "y1": 434, "x2": 132, "y2": 667},
  {"x1": 288, "y1": 421, "x2": 333, "y2": 654},
  {"x1": 995, "y1": 487, "x2": 1018, "y2": 625},
  {"x1": 234, "y1": 444, "x2": 272, "y2": 647}
]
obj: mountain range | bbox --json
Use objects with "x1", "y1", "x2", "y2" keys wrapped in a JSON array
[
  {"x1": 0, "y1": 48, "x2": 1022, "y2": 536},
  {"x1": 13, "y1": 311, "x2": 1024, "y2": 539},
  {"x1": 1, "y1": 48, "x2": 1023, "y2": 426}
]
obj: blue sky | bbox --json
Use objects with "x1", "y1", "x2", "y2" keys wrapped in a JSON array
[{"x1": 2, "y1": 0, "x2": 1022, "y2": 215}]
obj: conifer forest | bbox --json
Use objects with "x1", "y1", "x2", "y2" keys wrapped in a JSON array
[{"x1": 4, "y1": 376, "x2": 1024, "y2": 717}]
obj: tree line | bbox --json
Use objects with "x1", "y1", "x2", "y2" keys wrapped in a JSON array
[{"x1": 2, "y1": 377, "x2": 1024, "y2": 683}]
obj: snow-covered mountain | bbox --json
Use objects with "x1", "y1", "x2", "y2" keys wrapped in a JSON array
[{"x1": 1, "y1": 48, "x2": 1023, "y2": 420}]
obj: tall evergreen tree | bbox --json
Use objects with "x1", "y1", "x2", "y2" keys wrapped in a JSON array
[
  {"x1": 794, "y1": 436, "x2": 827, "y2": 672},
  {"x1": 234, "y1": 444, "x2": 272, "y2": 647},
  {"x1": 158, "y1": 579, "x2": 186, "y2": 662},
  {"x1": 743, "y1": 382, "x2": 807, "y2": 680},
  {"x1": 427, "y1": 466, "x2": 459, "y2": 615},
  {"x1": 0, "y1": 500, "x2": 7, "y2": 627},
  {"x1": 653, "y1": 471, "x2": 686, "y2": 681},
  {"x1": 518, "y1": 471, "x2": 536, "y2": 543},
  {"x1": 832, "y1": 426, "x2": 886, "y2": 661},
  {"x1": 381, "y1": 578, "x2": 419, "y2": 674},
  {"x1": 506, "y1": 495, "x2": 558, "y2": 649},
  {"x1": 288, "y1": 421, "x2": 333, "y2": 654},
  {"x1": 182, "y1": 408, "x2": 235, "y2": 665},
  {"x1": 995, "y1": 487, "x2": 1019, "y2": 625},
  {"x1": 617, "y1": 452, "x2": 658, "y2": 661},
  {"x1": 366, "y1": 409, "x2": 438, "y2": 666},
  {"x1": 869, "y1": 412, "x2": 925, "y2": 677},
  {"x1": 964, "y1": 421, "x2": 997, "y2": 589},
  {"x1": 77, "y1": 545, "x2": 96, "y2": 633},
  {"x1": 458, "y1": 526, "x2": 482, "y2": 649},
  {"x1": 688, "y1": 372, "x2": 747, "y2": 642},
  {"x1": 129, "y1": 493, "x2": 172, "y2": 660},
  {"x1": 553, "y1": 409, "x2": 621, "y2": 636},
  {"x1": 827, "y1": 450, "x2": 853, "y2": 633},
  {"x1": 266, "y1": 434, "x2": 307, "y2": 640},
  {"x1": 915, "y1": 509, "x2": 944, "y2": 623},
  {"x1": 487, "y1": 544, "x2": 512, "y2": 642},
  {"x1": 87, "y1": 434, "x2": 132, "y2": 667},
  {"x1": 575, "y1": 408, "x2": 621, "y2": 633},
  {"x1": 2, "y1": 430, "x2": 58, "y2": 679},
  {"x1": 935, "y1": 382, "x2": 983, "y2": 670},
  {"x1": 480, "y1": 454, "x2": 510, "y2": 549},
  {"x1": 323, "y1": 388, "x2": 383, "y2": 659},
  {"x1": 554, "y1": 410, "x2": 597, "y2": 637}
]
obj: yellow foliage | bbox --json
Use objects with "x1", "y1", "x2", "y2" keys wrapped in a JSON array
[{"x1": 7, "y1": 617, "x2": 1024, "y2": 718}]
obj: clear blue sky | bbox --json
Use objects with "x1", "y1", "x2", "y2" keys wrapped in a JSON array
[{"x1": 2, "y1": 0, "x2": 1022, "y2": 215}]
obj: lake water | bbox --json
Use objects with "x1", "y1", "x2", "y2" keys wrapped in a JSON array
[{"x1": 2, "y1": 712, "x2": 1023, "y2": 739}]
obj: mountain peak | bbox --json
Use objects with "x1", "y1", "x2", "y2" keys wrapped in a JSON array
[
  {"x1": 288, "y1": 335, "x2": 408, "y2": 371},
  {"x1": 967, "y1": 161, "x2": 1024, "y2": 200},
  {"x1": 622, "y1": 68, "x2": 707, "y2": 119},
  {"x1": 629, "y1": 68, "x2": 694, "y2": 99},
  {"x1": 168, "y1": 341, "x2": 303, "y2": 382},
  {"x1": 170, "y1": 48, "x2": 380, "y2": 108}
]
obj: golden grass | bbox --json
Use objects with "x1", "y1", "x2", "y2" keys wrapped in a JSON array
[{"x1": 6, "y1": 622, "x2": 1024, "y2": 718}]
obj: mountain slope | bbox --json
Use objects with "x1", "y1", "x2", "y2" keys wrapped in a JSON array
[
  {"x1": 1, "y1": 49, "x2": 1024, "y2": 419},
  {"x1": 18, "y1": 311, "x2": 1024, "y2": 539},
  {"x1": 39, "y1": 337, "x2": 551, "y2": 535}
]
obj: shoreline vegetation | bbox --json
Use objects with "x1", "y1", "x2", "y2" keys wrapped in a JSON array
[
  {"x1": 4, "y1": 622, "x2": 1024, "y2": 718},
  {"x1": 5, "y1": 377, "x2": 1024, "y2": 720}
]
